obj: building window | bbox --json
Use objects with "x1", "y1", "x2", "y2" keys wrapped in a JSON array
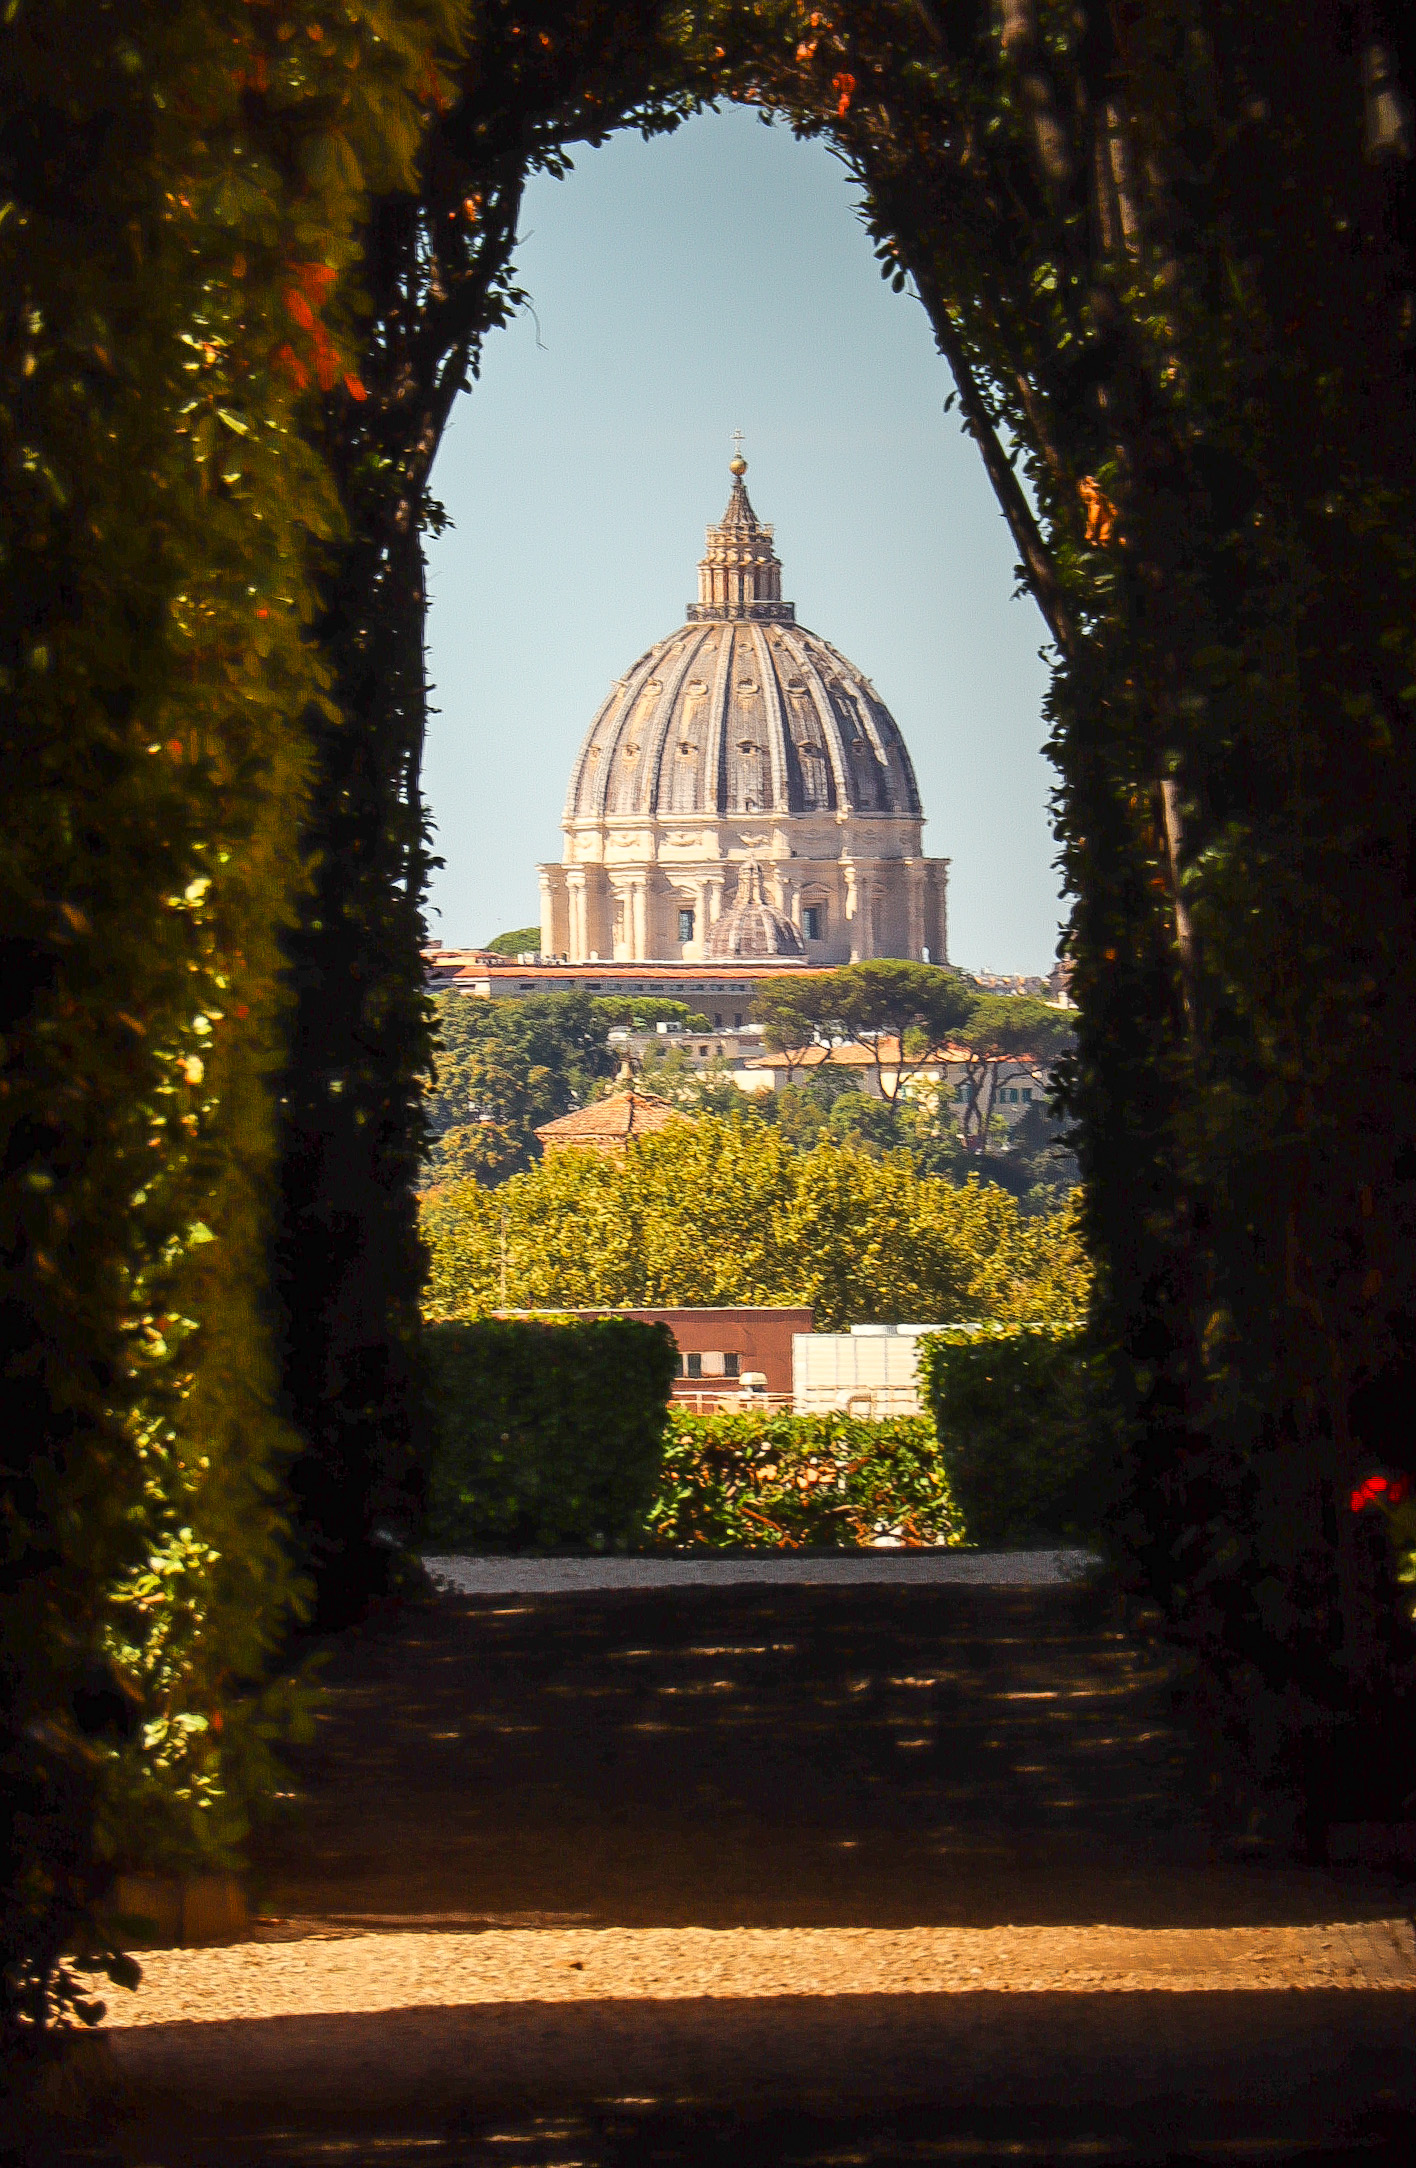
[
  {"x1": 713, "y1": 1011, "x2": 723, "y2": 1028},
  {"x1": 724, "y1": 1353, "x2": 740, "y2": 1378},
  {"x1": 1022, "y1": 1088, "x2": 1034, "y2": 1102},
  {"x1": 678, "y1": 908, "x2": 695, "y2": 943},
  {"x1": 956, "y1": 1084, "x2": 969, "y2": 1102},
  {"x1": 734, "y1": 1012, "x2": 743, "y2": 1029},
  {"x1": 803, "y1": 904, "x2": 822, "y2": 941},
  {"x1": 699, "y1": 1045, "x2": 709, "y2": 1057},
  {"x1": 685, "y1": 1352, "x2": 703, "y2": 1380}
]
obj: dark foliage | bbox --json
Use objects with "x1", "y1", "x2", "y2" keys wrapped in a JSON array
[
  {"x1": 0, "y1": 0, "x2": 448, "y2": 2032},
  {"x1": 919, "y1": 1330, "x2": 1115, "y2": 1549},
  {"x1": 423, "y1": 1316, "x2": 678, "y2": 1550}
]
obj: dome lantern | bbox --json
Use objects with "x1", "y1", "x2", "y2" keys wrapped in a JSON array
[{"x1": 687, "y1": 459, "x2": 792, "y2": 624}]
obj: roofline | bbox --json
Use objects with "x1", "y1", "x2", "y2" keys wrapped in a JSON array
[
  {"x1": 494, "y1": 1306, "x2": 815, "y2": 1318},
  {"x1": 426, "y1": 959, "x2": 832, "y2": 980}
]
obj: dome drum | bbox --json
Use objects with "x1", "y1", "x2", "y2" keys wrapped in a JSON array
[{"x1": 540, "y1": 462, "x2": 949, "y2": 968}]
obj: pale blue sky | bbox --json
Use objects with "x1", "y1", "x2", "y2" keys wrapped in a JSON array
[{"x1": 424, "y1": 105, "x2": 1065, "y2": 976}]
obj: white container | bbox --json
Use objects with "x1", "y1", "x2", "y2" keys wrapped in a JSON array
[{"x1": 792, "y1": 1327, "x2": 949, "y2": 1419}]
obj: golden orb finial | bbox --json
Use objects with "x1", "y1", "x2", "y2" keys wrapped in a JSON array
[{"x1": 729, "y1": 427, "x2": 747, "y2": 476}]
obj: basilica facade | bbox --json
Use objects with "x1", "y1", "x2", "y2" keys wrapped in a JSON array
[{"x1": 539, "y1": 456, "x2": 949, "y2": 966}]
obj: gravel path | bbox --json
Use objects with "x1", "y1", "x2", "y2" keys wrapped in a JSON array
[
  {"x1": 102, "y1": 1919, "x2": 1416, "y2": 2026},
  {"x1": 421, "y1": 1549, "x2": 1100, "y2": 1594},
  {"x1": 51, "y1": 1582, "x2": 1416, "y2": 2159}
]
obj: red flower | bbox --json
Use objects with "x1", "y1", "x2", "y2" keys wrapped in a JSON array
[{"x1": 1351, "y1": 1472, "x2": 1406, "y2": 1511}]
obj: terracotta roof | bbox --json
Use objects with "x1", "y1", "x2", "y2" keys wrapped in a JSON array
[
  {"x1": 535, "y1": 1088, "x2": 684, "y2": 1151},
  {"x1": 444, "y1": 961, "x2": 815, "y2": 980}
]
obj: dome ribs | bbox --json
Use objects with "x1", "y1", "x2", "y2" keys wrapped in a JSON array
[
  {"x1": 780, "y1": 627, "x2": 854, "y2": 814},
  {"x1": 597, "y1": 649, "x2": 661, "y2": 820},
  {"x1": 748, "y1": 621, "x2": 791, "y2": 817},
  {"x1": 704, "y1": 621, "x2": 735, "y2": 823},
  {"x1": 644, "y1": 626, "x2": 712, "y2": 820},
  {"x1": 565, "y1": 679, "x2": 623, "y2": 822},
  {"x1": 726, "y1": 627, "x2": 771, "y2": 816}
]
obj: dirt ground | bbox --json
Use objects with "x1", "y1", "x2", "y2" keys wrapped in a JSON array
[{"x1": 33, "y1": 1580, "x2": 1416, "y2": 2167}]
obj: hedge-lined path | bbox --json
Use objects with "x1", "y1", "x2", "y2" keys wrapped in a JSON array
[{"x1": 84, "y1": 1579, "x2": 1416, "y2": 2164}]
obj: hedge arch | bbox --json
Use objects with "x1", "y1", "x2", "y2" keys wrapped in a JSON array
[
  {"x1": 288, "y1": 0, "x2": 1416, "y2": 1838},
  {"x1": 4, "y1": 0, "x2": 1415, "y2": 2039}
]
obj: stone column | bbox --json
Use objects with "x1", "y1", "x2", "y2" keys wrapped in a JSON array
[
  {"x1": 565, "y1": 871, "x2": 587, "y2": 963},
  {"x1": 631, "y1": 877, "x2": 648, "y2": 960},
  {"x1": 934, "y1": 862, "x2": 950, "y2": 965},
  {"x1": 857, "y1": 875, "x2": 876, "y2": 960},
  {"x1": 845, "y1": 862, "x2": 867, "y2": 966},
  {"x1": 907, "y1": 861, "x2": 925, "y2": 962},
  {"x1": 539, "y1": 869, "x2": 555, "y2": 959},
  {"x1": 706, "y1": 873, "x2": 725, "y2": 931}
]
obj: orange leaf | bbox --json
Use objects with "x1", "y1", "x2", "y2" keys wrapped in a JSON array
[
  {"x1": 833, "y1": 71, "x2": 856, "y2": 117},
  {"x1": 283, "y1": 287, "x2": 315, "y2": 331},
  {"x1": 292, "y1": 261, "x2": 337, "y2": 304},
  {"x1": 343, "y1": 373, "x2": 367, "y2": 401},
  {"x1": 1079, "y1": 476, "x2": 1119, "y2": 546},
  {"x1": 273, "y1": 343, "x2": 309, "y2": 390}
]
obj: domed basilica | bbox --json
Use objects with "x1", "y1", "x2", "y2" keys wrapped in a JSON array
[{"x1": 538, "y1": 456, "x2": 949, "y2": 967}]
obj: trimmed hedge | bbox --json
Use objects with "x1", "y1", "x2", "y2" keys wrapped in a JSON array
[
  {"x1": 918, "y1": 1329, "x2": 1113, "y2": 1549},
  {"x1": 647, "y1": 1412, "x2": 961, "y2": 1551},
  {"x1": 423, "y1": 1319, "x2": 678, "y2": 1551},
  {"x1": 0, "y1": 0, "x2": 456, "y2": 2034}
]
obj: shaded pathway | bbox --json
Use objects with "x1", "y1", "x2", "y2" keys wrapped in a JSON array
[{"x1": 76, "y1": 1580, "x2": 1416, "y2": 2162}]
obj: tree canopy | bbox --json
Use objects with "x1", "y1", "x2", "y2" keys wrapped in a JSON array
[
  {"x1": 956, "y1": 996, "x2": 1075, "y2": 1155},
  {"x1": 422, "y1": 1117, "x2": 1090, "y2": 1333},
  {"x1": 426, "y1": 992, "x2": 617, "y2": 1184}
]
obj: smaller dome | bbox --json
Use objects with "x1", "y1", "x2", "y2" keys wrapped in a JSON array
[{"x1": 704, "y1": 859, "x2": 805, "y2": 960}]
